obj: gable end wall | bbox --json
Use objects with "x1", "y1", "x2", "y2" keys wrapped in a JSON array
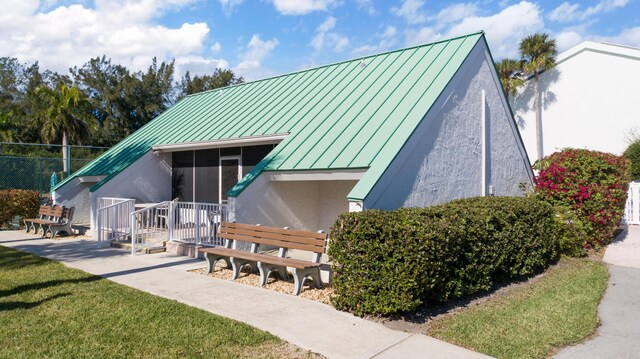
[{"x1": 364, "y1": 40, "x2": 532, "y2": 209}]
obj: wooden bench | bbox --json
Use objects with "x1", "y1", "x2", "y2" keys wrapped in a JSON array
[
  {"x1": 23, "y1": 205, "x2": 75, "y2": 239},
  {"x1": 198, "y1": 222, "x2": 328, "y2": 296}
]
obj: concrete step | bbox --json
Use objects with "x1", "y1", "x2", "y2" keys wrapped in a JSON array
[{"x1": 110, "y1": 240, "x2": 167, "y2": 254}]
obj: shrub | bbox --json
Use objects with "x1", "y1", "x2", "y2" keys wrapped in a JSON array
[
  {"x1": 623, "y1": 139, "x2": 640, "y2": 180},
  {"x1": 0, "y1": 189, "x2": 40, "y2": 228},
  {"x1": 553, "y1": 206, "x2": 588, "y2": 257},
  {"x1": 329, "y1": 196, "x2": 560, "y2": 316},
  {"x1": 534, "y1": 149, "x2": 630, "y2": 247}
]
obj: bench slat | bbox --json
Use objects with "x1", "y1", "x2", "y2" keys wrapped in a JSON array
[
  {"x1": 220, "y1": 226, "x2": 327, "y2": 247},
  {"x1": 199, "y1": 247, "x2": 321, "y2": 270},
  {"x1": 220, "y1": 232, "x2": 326, "y2": 253},
  {"x1": 222, "y1": 222, "x2": 327, "y2": 240}
]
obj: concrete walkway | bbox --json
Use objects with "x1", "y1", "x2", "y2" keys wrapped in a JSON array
[
  {"x1": 0, "y1": 231, "x2": 489, "y2": 359},
  {"x1": 555, "y1": 225, "x2": 640, "y2": 359}
]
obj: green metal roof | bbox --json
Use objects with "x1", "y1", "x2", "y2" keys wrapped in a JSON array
[{"x1": 57, "y1": 31, "x2": 484, "y2": 201}]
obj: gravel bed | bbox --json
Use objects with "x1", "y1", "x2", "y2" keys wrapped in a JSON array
[{"x1": 190, "y1": 264, "x2": 334, "y2": 304}]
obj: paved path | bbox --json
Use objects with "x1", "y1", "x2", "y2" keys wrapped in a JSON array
[
  {"x1": 555, "y1": 225, "x2": 640, "y2": 359},
  {"x1": 0, "y1": 231, "x2": 489, "y2": 359}
]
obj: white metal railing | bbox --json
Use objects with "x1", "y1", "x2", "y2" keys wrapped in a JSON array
[
  {"x1": 170, "y1": 202, "x2": 228, "y2": 246},
  {"x1": 96, "y1": 197, "x2": 135, "y2": 247},
  {"x1": 130, "y1": 201, "x2": 171, "y2": 255},
  {"x1": 624, "y1": 182, "x2": 640, "y2": 225},
  {"x1": 130, "y1": 201, "x2": 228, "y2": 255},
  {"x1": 97, "y1": 197, "x2": 132, "y2": 210}
]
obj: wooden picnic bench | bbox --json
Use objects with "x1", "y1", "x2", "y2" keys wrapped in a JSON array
[
  {"x1": 198, "y1": 222, "x2": 328, "y2": 296},
  {"x1": 23, "y1": 205, "x2": 75, "y2": 239}
]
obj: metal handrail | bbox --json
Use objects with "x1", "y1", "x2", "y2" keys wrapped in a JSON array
[
  {"x1": 130, "y1": 201, "x2": 171, "y2": 255},
  {"x1": 170, "y1": 202, "x2": 227, "y2": 246},
  {"x1": 96, "y1": 198, "x2": 135, "y2": 247}
]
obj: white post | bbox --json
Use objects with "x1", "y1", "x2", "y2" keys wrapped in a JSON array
[
  {"x1": 131, "y1": 212, "x2": 136, "y2": 256},
  {"x1": 633, "y1": 184, "x2": 640, "y2": 224},
  {"x1": 97, "y1": 210, "x2": 102, "y2": 247},
  {"x1": 195, "y1": 203, "x2": 201, "y2": 245},
  {"x1": 168, "y1": 201, "x2": 174, "y2": 241},
  {"x1": 481, "y1": 89, "x2": 487, "y2": 196}
]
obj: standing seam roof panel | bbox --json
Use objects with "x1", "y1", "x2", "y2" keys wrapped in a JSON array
[{"x1": 284, "y1": 53, "x2": 397, "y2": 170}]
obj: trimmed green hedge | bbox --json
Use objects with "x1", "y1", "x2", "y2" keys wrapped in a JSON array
[
  {"x1": 0, "y1": 189, "x2": 40, "y2": 228},
  {"x1": 328, "y1": 196, "x2": 560, "y2": 316}
]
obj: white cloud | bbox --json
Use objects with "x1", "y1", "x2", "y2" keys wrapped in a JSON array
[
  {"x1": 383, "y1": 26, "x2": 397, "y2": 38},
  {"x1": 175, "y1": 56, "x2": 230, "y2": 77},
  {"x1": 317, "y1": 16, "x2": 336, "y2": 32},
  {"x1": 548, "y1": 2, "x2": 581, "y2": 22},
  {"x1": 392, "y1": 0, "x2": 427, "y2": 24},
  {"x1": 351, "y1": 26, "x2": 398, "y2": 57},
  {"x1": 406, "y1": 1, "x2": 544, "y2": 59},
  {"x1": 218, "y1": 0, "x2": 243, "y2": 16},
  {"x1": 600, "y1": 26, "x2": 640, "y2": 47},
  {"x1": 210, "y1": 42, "x2": 222, "y2": 53},
  {"x1": 356, "y1": 0, "x2": 377, "y2": 15},
  {"x1": 549, "y1": 0, "x2": 629, "y2": 23},
  {"x1": 234, "y1": 34, "x2": 279, "y2": 80},
  {"x1": 270, "y1": 0, "x2": 337, "y2": 15},
  {"x1": 436, "y1": 3, "x2": 479, "y2": 24},
  {"x1": 555, "y1": 31, "x2": 584, "y2": 51},
  {"x1": 405, "y1": 27, "x2": 441, "y2": 47},
  {"x1": 0, "y1": 0, "x2": 218, "y2": 75},
  {"x1": 310, "y1": 16, "x2": 349, "y2": 52}
]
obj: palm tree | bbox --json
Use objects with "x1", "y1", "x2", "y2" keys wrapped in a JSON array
[
  {"x1": 519, "y1": 33, "x2": 558, "y2": 160},
  {"x1": 495, "y1": 59, "x2": 524, "y2": 100},
  {"x1": 36, "y1": 83, "x2": 94, "y2": 174}
]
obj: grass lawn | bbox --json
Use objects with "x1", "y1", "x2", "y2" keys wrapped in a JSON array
[
  {"x1": 0, "y1": 245, "x2": 307, "y2": 358},
  {"x1": 428, "y1": 257, "x2": 609, "y2": 359}
]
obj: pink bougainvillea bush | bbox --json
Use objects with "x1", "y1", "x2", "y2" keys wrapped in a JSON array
[{"x1": 534, "y1": 149, "x2": 631, "y2": 248}]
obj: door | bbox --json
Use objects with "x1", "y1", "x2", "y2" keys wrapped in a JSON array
[{"x1": 219, "y1": 156, "x2": 241, "y2": 204}]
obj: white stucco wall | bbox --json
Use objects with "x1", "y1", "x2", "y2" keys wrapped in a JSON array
[
  {"x1": 55, "y1": 151, "x2": 171, "y2": 228},
  {"x1": 365, "y1": 40, "x2": 532, "y2": 210},
  {"x1": 53, "y1": 178, "x2": 94, "y2": 225},
  {"x1": 513, "y1": 41, "x2": 640, "y2": 161},
  {"x1": 232, "y1": 175, "x2": 355, "y2": 233}
]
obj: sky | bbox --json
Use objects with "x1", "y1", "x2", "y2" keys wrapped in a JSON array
[{"x1": 1, "y1": 0, "x2": 639, "y2": 81}]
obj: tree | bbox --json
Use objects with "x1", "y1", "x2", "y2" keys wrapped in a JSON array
[
  {"x1": 72, "y1": 56, "x2": 180, "y2": 145},
  {"x1": 178, "y1": 69, "x2": 244, "y2": 100},
  {"x1": 519, "y1": 33, "x2": 558, "y2": 160},
  {"x1": 624, "y1": 139, "x2": 640, "y2": 180},
  {"x1": 35, "y1": 82, "x2": 95, "y2": 173},
  {"x1": 0, "y1": 111, "x2": 13, "y2": 141},
  {"x1": 495, "y1": 58, "x2": 524, "y2": 100}
]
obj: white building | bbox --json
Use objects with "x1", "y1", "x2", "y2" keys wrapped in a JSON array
[
  {"x1": 55, "y1": 32, "x2": 533, "y2": 234},
  {"x1": 513, "y1": 41, "x2": 640, "y2": 161}
]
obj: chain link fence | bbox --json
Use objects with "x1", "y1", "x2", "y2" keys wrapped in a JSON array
[{"x1": 0, "y1": 143, "x2": 108, "y2": 195}]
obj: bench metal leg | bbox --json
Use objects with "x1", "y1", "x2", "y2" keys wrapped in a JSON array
[
  {"x1": 230, "y1": 257, "x2": 258, "y2": 280},
  {"x1": 204, "y1": 252, "x2": 231, "y2": 273},
  {"x1": 26, "y1": 222, "x2": 36, "y2": 234},
  {"x1": 292, "y1": 267, "x2": 323, "y2": 296},
  {"x1": 257, "y1": 262, "x2": 289, "y2": 287},
  {"x1": 38, "y1": 224, "x2": 47, "y2": 238},
  {"x1": 49, "y1": 223, "x2": 73, "y2": 239}
]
